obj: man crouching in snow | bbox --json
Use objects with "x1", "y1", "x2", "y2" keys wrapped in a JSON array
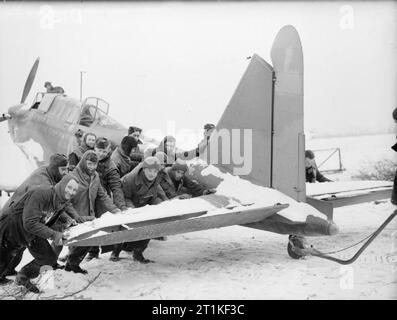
[{"x1": 0, "y1": 176, "x2": 82, "y2": 293}]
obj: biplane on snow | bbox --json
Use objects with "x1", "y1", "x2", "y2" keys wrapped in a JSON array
[{"x1": 0, "y1": 25, "x2": 394, "y2": 264}]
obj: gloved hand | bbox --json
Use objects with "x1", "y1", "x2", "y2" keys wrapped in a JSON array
[
  {"x1": 75, "y1": 216, "x2": 95, "y2": 223},
  {"x1": 81, "y1": 216, "x2": 95, "y2": 222},
  {"x1": 203, "y1": 189, "x2": 216, "y2": 195},
  {"x1": 52, "y1": 232, "x2": 67, "y2": 246},
  {"x1": 69, "y1": 219, "x2": 78, "y2": 227},
  {"x1": 111, "y1": 208, "x2": 122, "y2": 214},
  {"x1": 178, "y1": 194, "x2": 191, "y2": 200}
]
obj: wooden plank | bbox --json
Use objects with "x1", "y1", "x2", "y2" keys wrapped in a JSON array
[{"x1": 65, "y1": 203, "x2": 288, "y2": 247}]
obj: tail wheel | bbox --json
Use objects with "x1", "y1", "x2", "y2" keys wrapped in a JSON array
[{"x1": 287, "y1": 235, "x2": 306, "y2": 259}]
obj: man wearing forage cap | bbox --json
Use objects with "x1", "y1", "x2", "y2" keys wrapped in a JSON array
[{"x1": 113, "y1": 156, "x2": 165, "y2": 263}]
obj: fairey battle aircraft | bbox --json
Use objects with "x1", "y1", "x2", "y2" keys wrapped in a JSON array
[{"x1": 0, "y1": 25, "x2": 394, "y2": 264}]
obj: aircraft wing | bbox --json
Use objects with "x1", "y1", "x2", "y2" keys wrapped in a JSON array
[
  {"x1": 306, "y1": 180, "x2": 392, "y2": 208},
  {"x1": 65, "y1": 160, "x2": 339, "y2": 247},
  {"x1": 64, "y1": 195, "x2": 289, "y2": 247}
]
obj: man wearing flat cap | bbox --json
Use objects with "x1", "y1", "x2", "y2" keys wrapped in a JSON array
[{"x1": 111, "y1": 156, "x2": 165, "y2": 263}]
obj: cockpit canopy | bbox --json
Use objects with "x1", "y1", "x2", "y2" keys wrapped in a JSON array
[
  {"x1": 79, "y1": 97, "x2": 116, "y2": 127},
  {"x1": 30, "y1": 93, "x2": 123, "y2": 129}
]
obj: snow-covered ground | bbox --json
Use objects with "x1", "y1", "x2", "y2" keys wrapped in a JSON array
[
  {"x1": 1, "y1": 133, "x2": 396, "y2": 299},
  {"x1": 1, "y1": 198, "x2": 396, "y2": 300}
]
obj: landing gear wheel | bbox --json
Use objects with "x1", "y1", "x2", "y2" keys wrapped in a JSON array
[{"x1": 287, "y1": 235, "x2": 306, "y2": 259}]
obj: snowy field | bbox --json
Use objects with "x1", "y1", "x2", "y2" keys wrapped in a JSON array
[
  {"x1": 0, "y1": 133, "x2": 396, "y2": 300},
  {"x1": 1, "y1": 200, "x2": 396, "y2": 300}
]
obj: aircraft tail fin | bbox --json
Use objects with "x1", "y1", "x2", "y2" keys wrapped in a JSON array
[
  {"x1": 207, "y1": 25, "x2": 305, "y2": 202},
  {"x1": 209, "y1": 54, "x2": 274, "y2": 187}
]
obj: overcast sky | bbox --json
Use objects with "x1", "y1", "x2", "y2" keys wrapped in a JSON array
[{"x1": 0, "y1": 1, "x2": 396, "y2": 147}]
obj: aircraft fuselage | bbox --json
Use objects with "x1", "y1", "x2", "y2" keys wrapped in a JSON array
[{"x1": 9, "y1": 93, "x2": 127, "y2": 163}]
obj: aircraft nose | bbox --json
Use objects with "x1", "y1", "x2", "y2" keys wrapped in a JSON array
[{"x1": 8, "y1": 104, "x2": 24, "y2": 117}]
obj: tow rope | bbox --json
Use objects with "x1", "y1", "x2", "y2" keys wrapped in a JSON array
[{"x1": 294, "y1": 209, "x2": 397, "y2": 265}]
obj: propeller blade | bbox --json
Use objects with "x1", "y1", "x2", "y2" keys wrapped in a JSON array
[{"x1": 20, "y1": 57, "x2": 40, "y2": 104}]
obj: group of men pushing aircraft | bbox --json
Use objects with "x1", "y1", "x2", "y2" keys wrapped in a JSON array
[
  {"x1": 0, "y1": 105, "x2": 334, "y2": 293},
  {"x1": 0, "y1": 123, "x2": 219, "y2": 293}
]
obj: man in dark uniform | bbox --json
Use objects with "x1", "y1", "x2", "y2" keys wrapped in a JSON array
[
  {"x1": 111, "y1": 136, "x2": 138, "y2": 178},
  {"x1": 85, "y1": 137, "x2": 128, "y2": 261},
  {"x1": 0, "y1": 154, "x2": 72, "y2": 276},
  {"x1": 93, "y1": 137, "x2": 127, "y2": 213},
  {"x1": 64, "y1": 151, "x2": 120, "y2": 274},
  {"x1": 159, "y1": 159, "x2": 215, "y2": 200},
  {"x1": 305, "y1": 150, "x2": 332, "y2": 183},
  {"x1": 110, "y1": 157, "x2": 164, "y2": 263},
  {"x1": 68, "y1": 132, "x2": 96, "y2": 170},
  {"x1": 44, "y1": 81, "x2": 65, "y2": 94},
  {"x1": 128, "y1": 126, "x2": 144, "y2": 169},
  {"x1": 2, "y1": 154, "x2": 69, "y2": 211},
  {"x1": 0, "y1": 176, "x2": 83, "y2": 292}
]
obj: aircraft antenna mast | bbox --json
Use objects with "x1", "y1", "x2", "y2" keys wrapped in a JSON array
[{"x1": 80, "y1": 71, "x2": 86, "y2": 101}]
